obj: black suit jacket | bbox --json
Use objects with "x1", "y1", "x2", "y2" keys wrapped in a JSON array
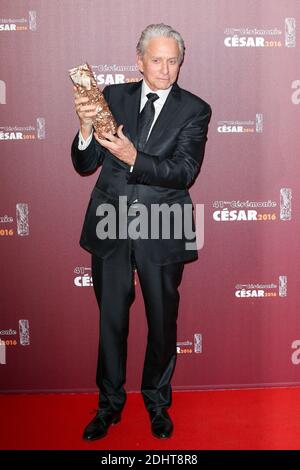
[{"x1": 71, "y1": 80, "x2": 211, "y2": 264}]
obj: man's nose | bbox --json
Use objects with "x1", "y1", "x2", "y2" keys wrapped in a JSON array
[{"x1": 161, "y1": 62, "x2": 169, "y2": 75}]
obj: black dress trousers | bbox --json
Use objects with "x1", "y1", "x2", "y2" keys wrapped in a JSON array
[{"x1": 91, "y1": 232, "x2": 184, "y2": 413}]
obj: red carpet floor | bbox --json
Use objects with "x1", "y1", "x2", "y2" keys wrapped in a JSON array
[{"x1": 1, "y1": 388, "x2": 300, "y2": 450}]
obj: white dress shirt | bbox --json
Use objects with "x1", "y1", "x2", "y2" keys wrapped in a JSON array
[
  {"x1": 138, "y1": 79, "x2": 172, "y2": 138},
  {"x1": 78, "y1": 80, "x2": 172, "y2": 173}
]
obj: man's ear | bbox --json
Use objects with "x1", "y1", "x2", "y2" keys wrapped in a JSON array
[{"x1": 136, "y1": 54, "x2": 144, "y2": 74}]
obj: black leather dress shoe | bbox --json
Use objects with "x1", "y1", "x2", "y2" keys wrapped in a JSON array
[
  {"x1": 83, "y1": 409, "x2": 121, "y2": 441},
  {"x1": 149, "y1": 408, "x2": 173, "y2": 439}
]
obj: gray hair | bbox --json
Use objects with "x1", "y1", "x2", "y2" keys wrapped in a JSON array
[{"x1": 136, "y1": 23, "x2": 185, "y2": 64}]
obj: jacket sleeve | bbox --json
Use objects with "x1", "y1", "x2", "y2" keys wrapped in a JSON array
[
  {"x1": 71, "y1": 86, "x2": 110, "y2": 174},
  {"x1": 127, "y1": 104, "x2": 212, "y2": 189},
  {"x1": 71, "y1": 133, "x2": 107, "y2": 174}
]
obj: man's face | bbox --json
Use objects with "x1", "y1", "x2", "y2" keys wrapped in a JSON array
[{"x1": 137, "y1": 36, "x2": 181, "y2": 91}]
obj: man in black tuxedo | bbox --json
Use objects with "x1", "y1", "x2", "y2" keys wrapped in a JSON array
[{"x1": 71, "y1": 23, "x2": 211, "y2": 440}]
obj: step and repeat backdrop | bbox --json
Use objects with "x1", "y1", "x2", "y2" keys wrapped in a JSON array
[{"x1": 1, "y1": 0, "x2": 299, "y2": 392}]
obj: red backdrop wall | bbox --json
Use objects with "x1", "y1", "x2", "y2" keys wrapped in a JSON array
[{"x1": 1, "y1": 0, "x2": 300, "y2": 392}]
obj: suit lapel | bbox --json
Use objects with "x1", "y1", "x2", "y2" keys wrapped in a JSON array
[{"x1": 123, "y1": 80, "x2": 142, "y2": 147}]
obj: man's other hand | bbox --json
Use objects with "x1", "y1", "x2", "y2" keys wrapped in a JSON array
[{"x1": 94, "y1": 125, "x2": 137, "y2": 166}]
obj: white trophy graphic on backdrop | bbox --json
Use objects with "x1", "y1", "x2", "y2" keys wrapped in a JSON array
[
  {"x1": 0, "y1": 79, "x2": 6, "y2": 105},
  {"x1": 285, "y1": 18, "x2": 296, "y2": 47},
  {"x1": 280, "y1": 188, "x2": 292, "y2": 221},
  {"x1": 279, "y1": 276, "x2": 287, "y2": 297},
  {"x1": 194, "y1": 333, "x2": 202, "y2": 353},
  {"x1": 36, "y1": 117, "x2": 45, "y2": 140},
  {"x1": 0, "y1": 342, "x2": 6, "y2": 365},
  {"x1": 19, "y1": 320, "x2": 30, "y2": 346},
  {"x1": 16, "y1": 203, "x2": 29, "y2": 236},
  {"x1": 29, "y1": 11, "x2": 37, "y2": 31},
  {"x1": 256, "y1": 113, "x2": 263, "y2": 133}
]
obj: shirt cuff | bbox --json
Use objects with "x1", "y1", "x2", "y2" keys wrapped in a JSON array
[
  {"x1": 78, "y1": 130, "x2": 93, "y2": 150},
  {"x1": 130, "y1": 165, "x2": 134, "y2": 172}
]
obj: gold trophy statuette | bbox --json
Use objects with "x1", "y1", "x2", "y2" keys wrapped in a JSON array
[{"x1": 69, "y1": 63, "x2": 117, "y2": 137}]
